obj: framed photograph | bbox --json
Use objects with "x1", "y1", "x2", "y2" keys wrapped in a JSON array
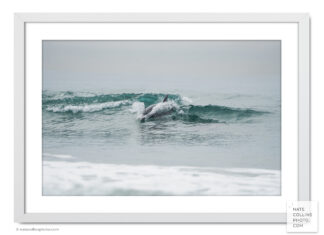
[{"x1": 14, "y1": 13, "x2": 310, "y2": 223}]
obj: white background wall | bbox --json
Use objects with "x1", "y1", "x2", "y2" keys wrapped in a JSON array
[{"x1": 0, "y1": 0, "x2": 323, "y2": 234}]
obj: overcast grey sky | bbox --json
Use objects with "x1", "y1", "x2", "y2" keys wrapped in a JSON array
[{"x1": 43, "y1": 40, "x2": 280, "y2": 94}]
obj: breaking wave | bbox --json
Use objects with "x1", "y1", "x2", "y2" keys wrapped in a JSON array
[{"x1": 43, "y1": 91, "x2": 269, "y2": 123}]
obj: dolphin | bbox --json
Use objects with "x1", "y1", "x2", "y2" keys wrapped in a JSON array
[{"x1": 140, "y1": 95, "x2": 174, "y2": 122}]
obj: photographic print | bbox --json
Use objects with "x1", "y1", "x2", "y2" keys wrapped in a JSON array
[{"x1": 42, "y1": 40, "x2": 281, "y2": 196}]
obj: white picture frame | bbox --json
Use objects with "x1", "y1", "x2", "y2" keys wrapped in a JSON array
[{"x1": 14, "y1": 13, "x2": 310, "y2": 223}]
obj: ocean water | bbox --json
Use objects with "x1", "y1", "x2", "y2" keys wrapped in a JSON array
[{"x1": 42, "y1": 90, "x2": 281, "y2": 196}]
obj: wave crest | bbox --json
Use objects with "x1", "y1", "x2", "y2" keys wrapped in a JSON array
[{"x1": 46, "y1": 100, "x2": 129, "y2": 113}]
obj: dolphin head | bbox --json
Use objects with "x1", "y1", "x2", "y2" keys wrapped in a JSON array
[{"x1": 163, "y1": 95, "x2": 168, "y2": 102}]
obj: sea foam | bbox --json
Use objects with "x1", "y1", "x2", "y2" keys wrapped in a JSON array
[
  {"x1": 46, "y1": 100, "x2": 129, "y2": 113},
  {"x1": 43, "y1": 160, "x2": 280, "y2": 196},
  {"x1": 43, "y1": 153, "x2": 74, "y2": 159},
  {"x1": 129, "y1": 101, "x2": 145, "y2": 118}
]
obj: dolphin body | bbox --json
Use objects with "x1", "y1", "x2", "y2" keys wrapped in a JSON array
[{"x1": 140, "y1": 95, "x2": 174, "y2": 122}]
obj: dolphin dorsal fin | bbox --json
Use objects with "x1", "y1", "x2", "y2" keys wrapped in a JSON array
[{"x1": 163, "y1": 95, "x2": 168, "y2": 102}]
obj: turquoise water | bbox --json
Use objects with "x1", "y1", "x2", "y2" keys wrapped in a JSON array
[{"x1": 42, "y1": 90, "x2": 281, "y2": 196}]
